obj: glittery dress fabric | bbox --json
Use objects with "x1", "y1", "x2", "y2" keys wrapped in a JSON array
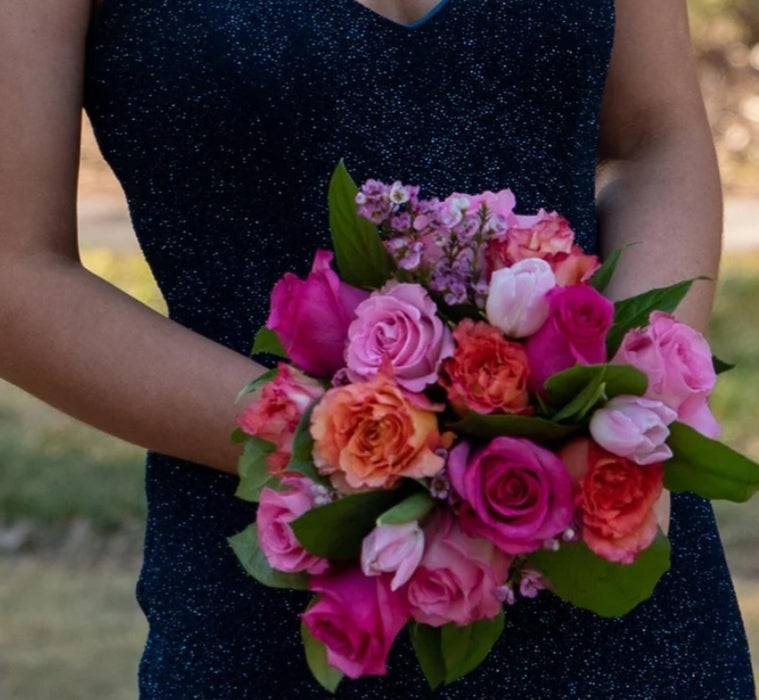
[{"x1": 83, "y1": 1, "x2": 754, "y2": 698}]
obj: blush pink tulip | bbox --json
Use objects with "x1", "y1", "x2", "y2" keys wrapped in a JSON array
[
  {"x1": 589, "y1": 395, "x2": 677, "y2": 465},
  {"x1": 360, "y1": 522, "x2": 425, "y2": 591}
]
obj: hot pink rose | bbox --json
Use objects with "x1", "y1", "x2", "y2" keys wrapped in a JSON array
[
  {"x1": 525, "y1": 284, "x2": 614, "y2": 394},
  {"x1": 485, "y1": 258, "x2": 556, "y2": 338},
  {"x1": 361, "y1": 522, "x2": 424, "y2": 591},
  {"x1": 447, "y1": 437, "x2": 574, "y2": 555},
  {"x1": 559, "y1": 438, "x2": 663, "y2": 564},
  {"x1": 406, "y1": 510, "x2": 510, "y2": 626},
  {"x1": 302, "y1": 568, "x2": 409, "y2": 679},
  {"x1": 236, "y1": 364, "x2": 324, "y2": 473},
  {"x1": 589, "y1": 395, "x2": 677, "y2": 465},
  {"x1": 257, "y1": 476, "x2": 330, "y2": 575},
  {"x1": 266, "y1": 250, "x2": 369, "y2": 378},
  {"x1": 345, "y1": 282, "x2": 454, "y2": 392},
  {"x1": 613, "y1": 311, "x2": 720, "y2": 438}
]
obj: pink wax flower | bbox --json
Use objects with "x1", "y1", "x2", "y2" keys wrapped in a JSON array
[
  {"x1": 257, "y1": 476, "x2": 330, "y2": 575},
  {"x1": 551, "y1": 245, "x2": 601, "y2": 286},
  {"x1": 345, "y1": 282, "x2": 454, "y2": 392},
  {"x1": 525, "y1": 284, "x2": 614, "y2": 394},
  {"x1": 485, "y1": 258, "x2": 556, "y2": 338},
  {"x1": 361, "y1": 522, "x2": 425, "y2": 591},
  {"x1": 406, "y1": 509, "x2": 510, "y2": 627},
  {"x1": 303, "y1": 568, "x2": 409, "y2": 679},
  {"x1": 613, "y1": 311, "x2": 720, "y2": 438},
  {"x1": 446, "y1": 437, "x2": 574, "y2": 555},
  {"x1": 439, "y1": 319, "x2": 531, "y2": 416},
  {"x1": 236, "y1": 364, "x2": 325, "y2": 473},
  {"x1": 266, "y1": 250, "x2": 369, "y2": 378},
  {"x1": 589, "y1": 395, "x2": 677, "y2": 465},
  {"x1": 466, "y1": 188, "x2": 518, "y2": 231},
  {"x1": 559, "y1": 438, "x2": 663, "y2": 565}
]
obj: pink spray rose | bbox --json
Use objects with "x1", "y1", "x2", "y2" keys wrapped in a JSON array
[
  {"x1": 447, "y1": 437, "x2": 574, "y2": 555},
  {"x1": 406, "y1": 509, "x2": 510, "y2": 627},
  {"x1": 589, "y1": 395, "x2": 677, "y2": 465},
  {"x1": 485, "y1": 257, "x2": 556, "y2": 338},
  {"x1": 525, "y1": 284, "x2": 614, "y2": 394},
  {"x1": 303, "y1": 568, "x2": 409, "y2": 679},
  {"x1": 467, "y1": 188, "x2": 518, "y2": 229},
  {"x1": 559, "y1": 438, "x2": 663, "y2": 564},
  {"x1": 361, "y1": 522, "x2": 425, "y2": 591},
  {"x1": 345, "y1": 282, "x2": 454, "y2": 392},
  {"x1": 257, "y1": 475, "x2": 330, "y2": 575},
  {"x1": 236, "y1": 364, "x2": 324, "y2": 473},
  {"x1": 266, "y1": 250, "x2": 369, "y2": 378},
  {"x1": 613, "y1": 311, "x2": 720, "y2": 438}
]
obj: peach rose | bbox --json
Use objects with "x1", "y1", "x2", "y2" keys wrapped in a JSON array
[
  {"x1": 310, "y1": 376, "x2": 449, "y2": 490},
  {"x1": 559, "y1": 438, "x2": 663, "y2": 565},
  {"x1": 551, "y1": 245, "x2": 601, "y2": 286},
  {"x1": 439, "y1": 318, "x2": 531, "y2": 415}
]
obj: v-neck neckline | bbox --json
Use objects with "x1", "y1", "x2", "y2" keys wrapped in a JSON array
[{"x1": 347, "y1": 0, "x2": 453, "y2": 30}]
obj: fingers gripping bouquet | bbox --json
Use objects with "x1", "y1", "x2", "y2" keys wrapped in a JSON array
[{"x1": 229, "y1": 163, "x2": 759, "y2": 691}]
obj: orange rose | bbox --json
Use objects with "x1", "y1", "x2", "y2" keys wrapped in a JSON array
[
  {"x1": 559, "y1": 438, "x2": 663, "y2": 565},
  {"x1": 439, "y1": 319, "x2": 531, "y2": 416},
  {"x1": 310, "y1": 376, "x2": 448, "y2": 491}
]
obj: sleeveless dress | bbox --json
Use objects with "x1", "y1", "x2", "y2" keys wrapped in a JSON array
[{"x1": 83, "y1": 1, "x2": 755, "y2": 698}]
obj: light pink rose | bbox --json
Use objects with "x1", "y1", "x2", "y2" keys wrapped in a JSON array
[
  {"x1": 303, "y1": 568, "x2": 409, "y2": 679},
  {"x1": 485, "y1": 258, "x2": 556, "y2": 338},
  {"x1": 266, "y1": 250, "x2": 369, "y2": 378},
  {"x1": 361, "y1": 522, "x2": 424, "y2": 591},
  {"x1": 589, "y1": 395, "x2": 677, "y2": 465},
  {"x1": 257, "y1": 476, "x2": 329, "y2": 575},
  {"x1": 525, "y1": 284, "x2": 614, "y2": 394},
  {"x1": 613, "y1": 311, "x2": 720, "y2": 438},
  {"x1": 236, "y1": 364, "x2": 324, "y2": 473},
  {"x1": 447, "y1": 437, "x2": 574, "y2": 555},
  {"x1": 406, "y1": 509, "x2": 510, "y2": 626},
  {"x1": 345, "y1": 282, "x2": 454, "y2": 392}
]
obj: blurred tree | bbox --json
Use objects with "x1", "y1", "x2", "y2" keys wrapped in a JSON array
[{"x1": 690, "y1": 0, "x2": 759, "y2": 45}]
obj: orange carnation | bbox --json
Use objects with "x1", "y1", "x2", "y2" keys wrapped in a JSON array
[
  {"x1": 309, "y1": 376, "x2": 449, "y2": 491},
  {"x1": 439, "y1": 319, "x2": 531, "y2": 416},
  {"x1": 559, "y1": 438, "x2": 664, "y2": 564}
]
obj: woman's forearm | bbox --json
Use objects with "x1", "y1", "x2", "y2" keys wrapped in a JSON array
[{"x1": 0, "y1": 253, "x2": 266, "y2": 473}]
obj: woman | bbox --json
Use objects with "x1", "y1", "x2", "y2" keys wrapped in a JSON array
[{"x1": 0, "y1": 0, "x2": 753, "y2": 697}]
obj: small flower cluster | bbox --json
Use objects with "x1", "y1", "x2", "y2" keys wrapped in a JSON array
[{"x1": 228, "y1": 171, "x2": 742, "y2": 690}]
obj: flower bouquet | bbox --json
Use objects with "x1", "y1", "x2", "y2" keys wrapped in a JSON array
[{"x1": 228, "y1": 162, "x2": 759, "y2": 691}]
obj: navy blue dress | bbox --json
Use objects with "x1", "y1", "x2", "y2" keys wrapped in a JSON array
[{"x1": 84, "y1": 1, "x2": 755, "y2": 698}]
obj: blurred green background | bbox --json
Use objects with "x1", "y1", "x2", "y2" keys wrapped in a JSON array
[{"x1": 1, "y1": 3, "x2": 759, "y2": 699}]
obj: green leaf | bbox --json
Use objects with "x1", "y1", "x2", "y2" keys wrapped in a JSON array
[
  {"x1": 606, "y1": 277, "x2": 708, "y2": 356},
  {"x1": 408, "y1": 622, "x2": 446, "y2": 690},
  {"x1": 589, "y1": 245, "x2": 628, "y2": 293},
  {"x1": 544, "y1": 363, "x2": 648, "y2": 423},
  {"x1": 713, "y1": 355, "x2": 735, "y2": 375},
  {"x1": 664, "y1": 422, "x2": 759, "y2": 502},
  {"x1": 228, "y1": 524, "x2": 310, "y2": 590},
  {"x1": 301, "y1": 619, "x2": 344, "y2": 693},
  {"x1": 291, "y1": 487, "x2": 412, "y2": 560},
  {"x1": 235, "y1": 367, "x2": 280, "y2": 401},
  {"x1": 285, "y1": 401, "x2": 331, "y2": 487},
  {"x1": 376, "y1": 490, "x2": 436, "y2": 526},
  {"x1": 251, "y1": 327, "x2": 287, "y2": 358},
  {"x1": 449, "y1": 412, "x2": 578, "y2": 446},
  {"x1": 328, "y1": 160, "x2": 393, "y2": 289},
  {"x1": 528, "y1": 533, "x2": 670, "y2": 617},
  {"x1": 235, "y1": 437, "x2": 278, "y2": 503},
  {"x1": 440, "y1": 612, "x2": 505, "y2": 684},
  {"x1": 230, "y1": 427, "x2": 249, "y2": 444}
]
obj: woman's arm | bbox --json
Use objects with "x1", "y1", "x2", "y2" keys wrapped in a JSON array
[
  {"x1": 0, "y1": 0, "x2": 266, "y2": 473},
  {"x1": 597, "y1": 0, "x2": 721, "y2": 333}
]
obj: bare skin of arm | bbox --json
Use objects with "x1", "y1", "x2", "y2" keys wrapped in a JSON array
[
  {"x1": 0, "y1": 0, "x2": 266, "y2": 474},
  {"x1": 598, "y1": 0, "x2": 722, "y2": 530},
  {"x1": 598, "y1": 0, "x2": 722, "y2": 332}
]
